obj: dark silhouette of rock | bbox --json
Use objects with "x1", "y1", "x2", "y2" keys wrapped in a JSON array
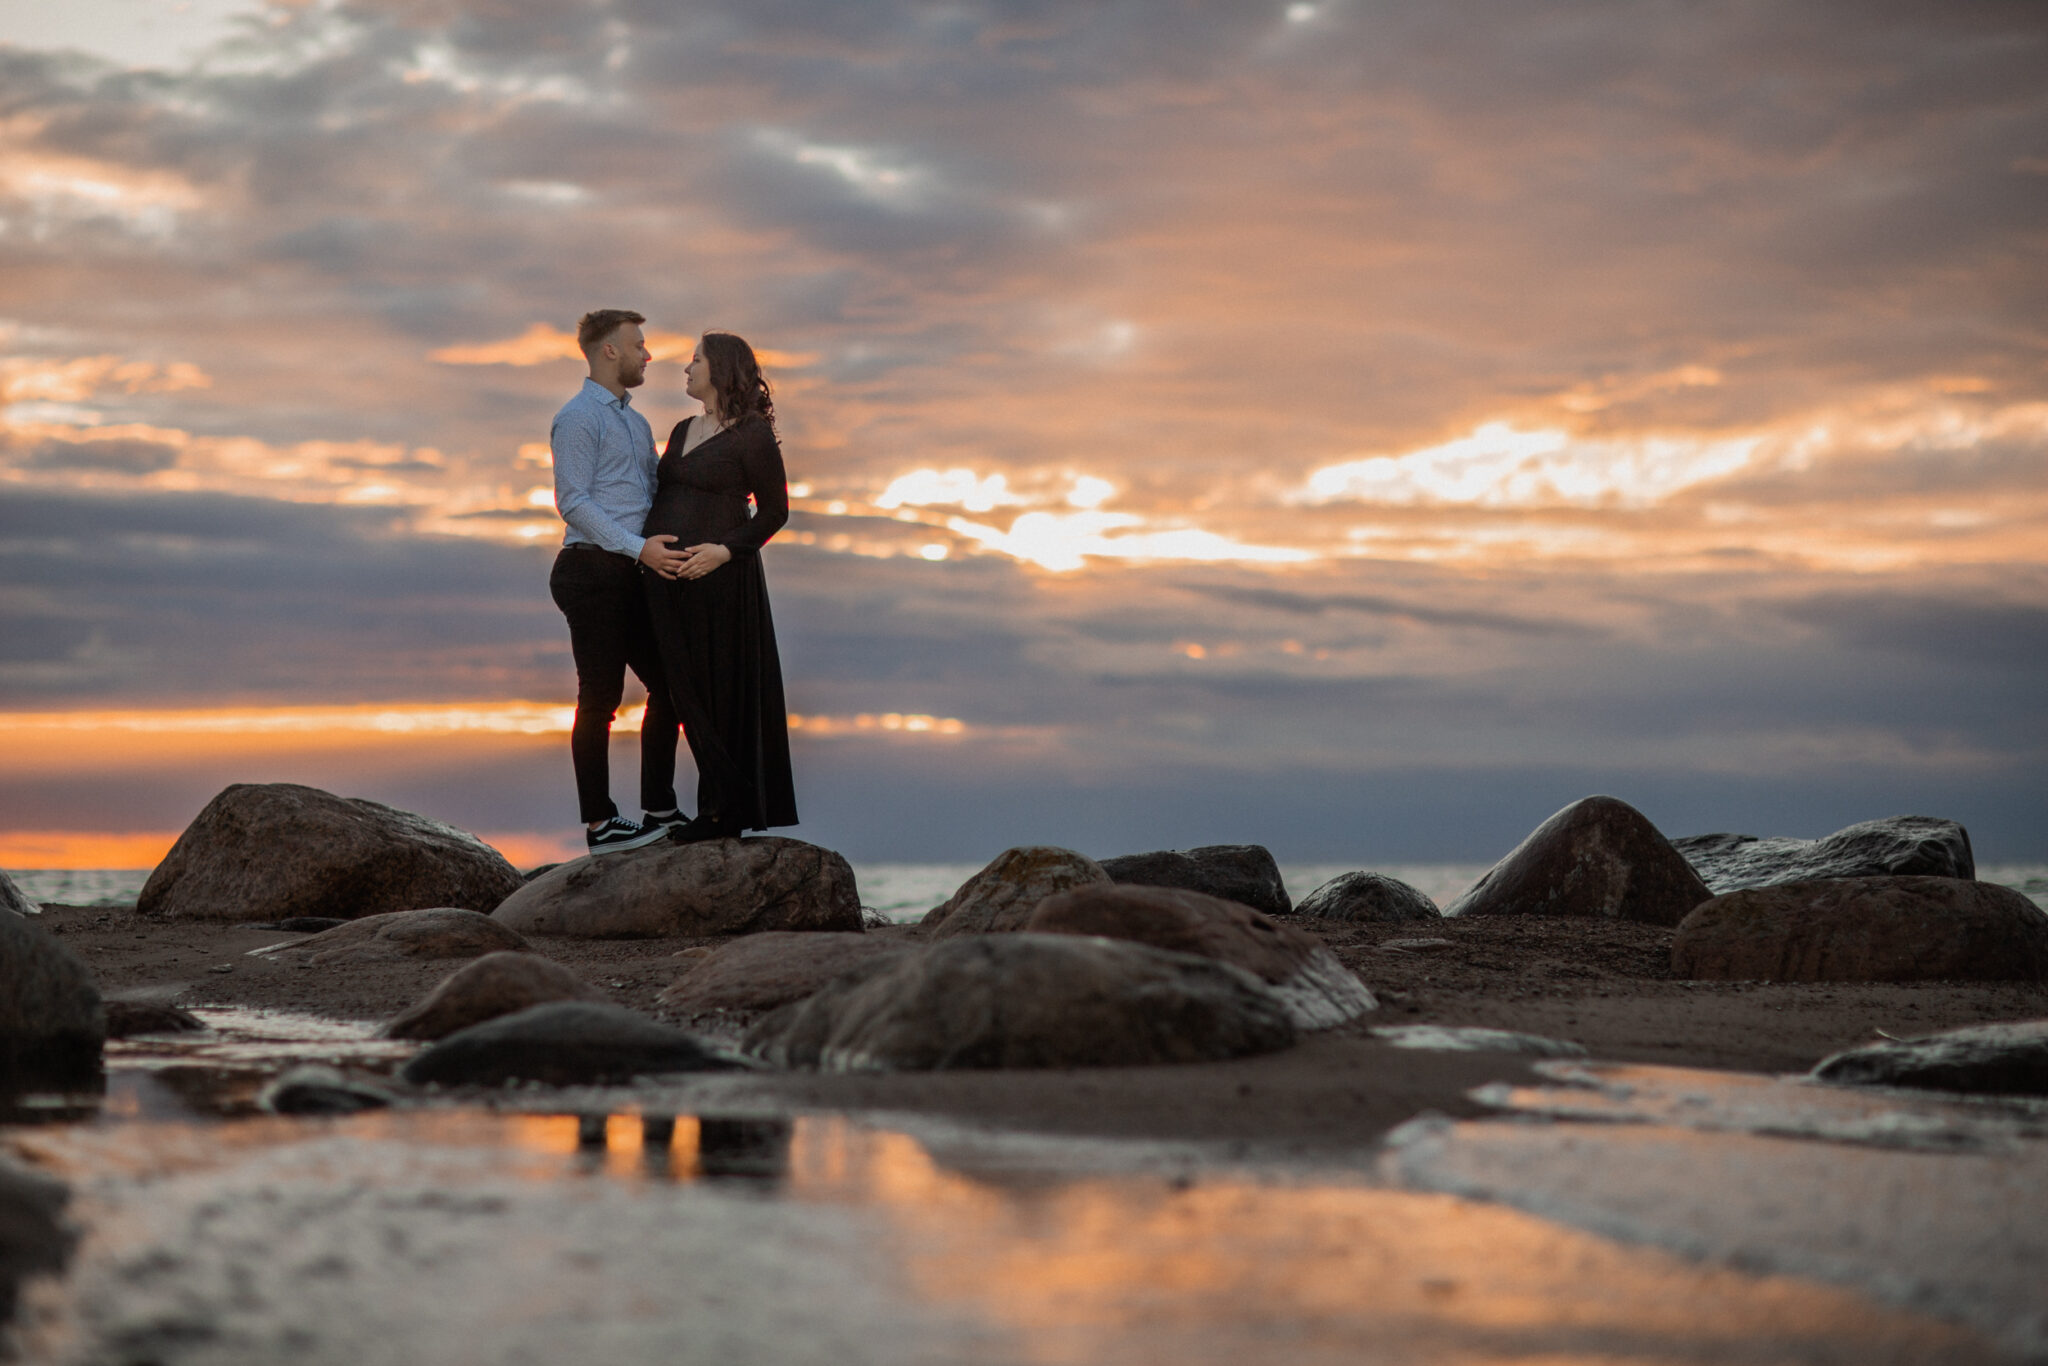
[
  {"x1": 656, "y1": 932, "x2": 914, "y2": 1017},
  {"x1": 1297, "y1": 872, "x2": 1440, "y2": 924},
  {"x1": 0, "y1": 909, "x2": 103, "y2": 1084},
  {"x1": 492, "y1": 838, "x2": 860, "y2": 938},
  {"x1": 923, "y1": 846, "x2": 1109, "y2": 937},
  {"x1": 258, "y1": 1064, "x2": 397, "y2": 1114},
  {"x1": 1813, "y1": 1021, "x2": 2048, "y2": 1096},
  {"x1": 400, "y1": 1001, "x2": 744, "y2": 1087},
  {"x1": 0, "y1": 1158, "x2": 74, "y2": 1328},
  {"x1": 1026, "y1": 884, "x2": 1376, "y2": 1029},
  {"x1": 138, "y1": 783, "x2": 523, "y2": 924},
  {"x1": 745, "y1": 934, "x2": 1296, "y2": 1072},
  {"x1": 0, "y1": 869, "x2": 34, "y2": 918},
  {"x1": 1097, "y1": 844, "x2": 1292, "y2": 917},
  {"x1": 1673, "y1": 816, "x2": 1975, "y2": 894},
  {"x1": 1445, "y1": 795, "x2": 1711, "y2": 927},
  {"x1": 381, "y1": 952, "x2": 605, "y2": 1040},
  {"x1": 254, "y1": 907, "x2": 528, "y2": 966},
  {"x1": 1673, "y1": 876, "x2": 2048, "y2": 982},
  {"x1": 103, "y1": 1001, "x2": 206, "y2": 1038}
]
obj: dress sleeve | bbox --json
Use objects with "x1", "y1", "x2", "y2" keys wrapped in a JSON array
[{"x1": 719, "y1": 422, "x2": 789, "y2": 557}]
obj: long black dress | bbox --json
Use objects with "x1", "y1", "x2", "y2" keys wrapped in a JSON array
[{"x1": 641, "y1": 413, "x2": 798, "y2": 831}]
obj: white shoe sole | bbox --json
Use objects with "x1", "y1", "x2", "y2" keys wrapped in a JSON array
[{"x1": 587, "y1": 826, "x2": 668, "y2": 856}]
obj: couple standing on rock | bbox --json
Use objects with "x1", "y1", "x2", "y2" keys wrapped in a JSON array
[{"x1": 548, "y1": 309, "x2": 799, "y2": 856}]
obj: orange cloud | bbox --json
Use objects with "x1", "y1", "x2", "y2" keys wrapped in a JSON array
[{"x1": 431, "y1": 324, "x2": 817, "y2": 369}]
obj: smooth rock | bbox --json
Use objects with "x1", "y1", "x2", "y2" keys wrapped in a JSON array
[
  {"x1": 0, "y1": 1157, "x2": 74, "y2": 1326},
  {"x1": 252, "y1": 917, "x2": 349, "y2": 934},
  {"x1": 1812, "y1": 1021, "x2": 2048, "y2": 1096},
  {"x1": 1097, "y1": 844, "x2": 1292, "y2": 917},
  {"x1": 1026, "y1": 883, "x2": 1376, "y2": 1029},
  {"x1": 1673, "y1": 877, "x2": 2048, "y2": 982},
  {"x1": 400, "y1": 1001, "x2": 745, "y2": 1087},
  {"x1": 0, "y1": 868, "x2": 34, "y2": 918},
  {"x1": 1445, "y1": 795, "x2": 1712, "y2": 927},
  {"x1": 1370, "y1": 1025, "x2": 1588, "y2": 1057},
  {"x1": 492, "y1": 838, "x2": 860, "y2": 939},
  {"x1": 1297, "y1": 871, "x2": 1440, "y2": 924},
  {"x1": 258, "y1": 1064, "x2": 397, "y2": 1115},
  {"x1": 744, "y1": 933, "x2": 1296, "y2": 1072},
  {"x1": 381, "y1": 952, "x2": 605, "y2": 1041},
  {"x1": 138, "y1": 783, "x2": 523, "y2": 923},
  {"x1": 656, "y1": 932, "x2": 914, "y2": 1017},
  {"x1": 923, "y1": 846, "x2": 1109, "y2": 937},
  {"x1": 103, "y1": 1001, "x2": 206, "y2": 1038},
  {"x1": 253, "y1": 907, "x2": 528, "y2": 966},
  {"x1": 1673, "y1": 815, "x2": 1975, "y2": 894},
  {"x1": 0, "y1": 909, "x2": 104, "y2": 1084}
]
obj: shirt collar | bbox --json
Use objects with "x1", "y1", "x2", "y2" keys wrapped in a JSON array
[{"x1": 580, "y1": 376, "x2": 632, "y2": 410}]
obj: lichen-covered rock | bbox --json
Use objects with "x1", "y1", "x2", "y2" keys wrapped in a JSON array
[
  {"x1": 923, "y1": 846, "x2": 1109, "y2": 938},
  {"x1": 744, "y1": 934, "x2": 1296, "y2": 1072},
  {"x1": 657, "y1": 932, "x2": 913, "y2": 1017},
  {"x1": 0, "y1": 868, "x2": 35, "y2": 918},
  {"x1": 492, "y1": 838, "x2": 860, "y2": 938},
  {"x1": 381, "y1": 952, "x2": 605, "y2": 1041},
  {"x1": 1445, "y1": 795, "x2": 1711, "y2": 927},
  {"x1": 1027, "y1": 883, "x2": 1375, "y2": 1029},
  {"x1": 138, "y1": 783, "x2": 523, "y2": 923},
  {"x1": 1812, "y1": 1020, "x2": 2048, "y2": 1095},
  {"x1": 0, "y1": 909, "x2": 104, "y2": 1084},
  {"x1": 1673, "y1": 816, "x2": 1975, "y2": 894},
  {"x1": 1297, "y1": 872, "x2": 1440, "y2": 924},
  {"x1": 400, "y1": 1001, "x2": 744, "y2": 1087},
  {"x1": 1672, "y1": 876, "x2": 2048, "y2": 982},
  {"x1": 255, "y1": 908, "x2": 528, "y2": 966},
  {"x1": 1097, "y1": 844, "x2": 1291, "y2": 917}
]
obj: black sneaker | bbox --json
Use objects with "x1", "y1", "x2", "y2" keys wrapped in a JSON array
[
  {"x1": 585, "y1": 816, "x2": 666, "y2": 856},
  {"x1": 642, "y1": 809, "x2": 687, "y2": 834}
]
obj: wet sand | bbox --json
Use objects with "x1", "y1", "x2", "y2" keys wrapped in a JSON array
[{"x1": 34, "y1": 902, "x2": 2048, "y2": 1150}]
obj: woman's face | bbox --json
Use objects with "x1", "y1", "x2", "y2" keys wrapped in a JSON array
[{"x1": 683, "y1": 341, "x2": 718, "y2": 410}]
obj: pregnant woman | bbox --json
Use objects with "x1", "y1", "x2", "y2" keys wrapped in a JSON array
[{"x1": 642, "y1": 331, "x2": 799, "y2": 841}]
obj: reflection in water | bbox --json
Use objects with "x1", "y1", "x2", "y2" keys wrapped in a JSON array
[{"x1": 9, "y1": 1104, "x2": 1995, "y2": 1365}]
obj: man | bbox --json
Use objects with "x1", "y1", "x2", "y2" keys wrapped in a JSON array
[{"x1": 548, "y1": 308, "x2": 689, "y2": 854}]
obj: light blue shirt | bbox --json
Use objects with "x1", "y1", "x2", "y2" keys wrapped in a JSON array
[{"x1": 551, "y1": 378, "x2": 658, "y2": 558}]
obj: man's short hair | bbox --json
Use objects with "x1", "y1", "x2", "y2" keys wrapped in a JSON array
[{"x1": 577, "y1": 309, "x2": 646, "y2": 355}]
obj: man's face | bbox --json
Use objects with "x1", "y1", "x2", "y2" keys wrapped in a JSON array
[{"x1": 611, "y1": 323, "x2": 650, "y2": 387}]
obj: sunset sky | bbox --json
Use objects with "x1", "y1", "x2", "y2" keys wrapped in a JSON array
[{"x1": 1, "y1": 0, "x2": 2043, "y2": 868}]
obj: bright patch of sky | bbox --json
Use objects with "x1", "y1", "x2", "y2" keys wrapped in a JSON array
[{"x1": 0, "y1": 0, "x2": 264, "y2": 70}]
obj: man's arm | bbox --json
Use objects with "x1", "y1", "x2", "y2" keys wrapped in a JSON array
[{"x1": 551, "y1": 407, "x2": 648, "y2": 558}]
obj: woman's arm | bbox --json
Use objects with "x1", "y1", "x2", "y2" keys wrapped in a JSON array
[{"x1": 719, "y1": 423, "x2": 789, "y2": 556}]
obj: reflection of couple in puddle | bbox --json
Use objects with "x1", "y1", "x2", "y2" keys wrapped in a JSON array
[
  {"x1": 576, "y1": 1112, "x2": 793, "y2": 1184},
  {"x1": 547, "y1": 310, "x2": 800, "y2": 858}
]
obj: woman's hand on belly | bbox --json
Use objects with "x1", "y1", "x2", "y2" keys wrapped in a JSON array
[{"x1": 677, "y1": 542, "x2": 733, "y2": 580}]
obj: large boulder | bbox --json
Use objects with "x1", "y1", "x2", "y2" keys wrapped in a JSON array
[
  {"x1": 0, "y1": 1158, "x2": 75, "y2": 1328},
  {"x1": 1673, "y1": 816, "x2": 1975, "y2": 894},
  {"x1": 1444, "y1": 795, "x2": 1712, "y2": 927},
  {"x1": 254, "y1": 908, "x2": 528, "y2": 966},
  {"x1": 1812, "y1": 1021, "x2": 2048, "y2": 1096},
  {"x1": 0, "y1": 869, "x2": 34, "y2": 918},
  {"x1": 492, "y1": 838, "x2": 859, "y2": 938},
  {"x1": 1296, "y1": 871, "x2": 1440, "y2": 924},
  {"x1": 399, "y1": 1001, "x2": 743, "y2": 1087},
  {"x1": 138, "y1": 783, "x2": 523, "y2": 924},
  {"x1": 923, "y1": 846, "x2": 1109, "y2": 938},
  {"x1": 0, "y1": 909, "x2": 104, "y2": 1084},
  {"x1": 383, "y1": 952, "x2": 605, "y2": 1040},
  {"x1": 1097, "y1": 844, "x2": 1291, "y2": 917},
  {"x1": 744, "y1": 934, "x2": 1296, "y2": 1072},
  {"x1": 656, "y1": 932, "x2": 914, "y2": 1017},
  {"x1": 1025, "y1": 883, "x2": 1376, "y2": 1029},
  {"x1": 1672, "y1": 876, "x2": 2048, "y2": 982}
]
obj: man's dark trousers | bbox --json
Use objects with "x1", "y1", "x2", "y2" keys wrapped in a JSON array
[{"x1": 549, "y1": 544, "x2": 681, "y2": 824}]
